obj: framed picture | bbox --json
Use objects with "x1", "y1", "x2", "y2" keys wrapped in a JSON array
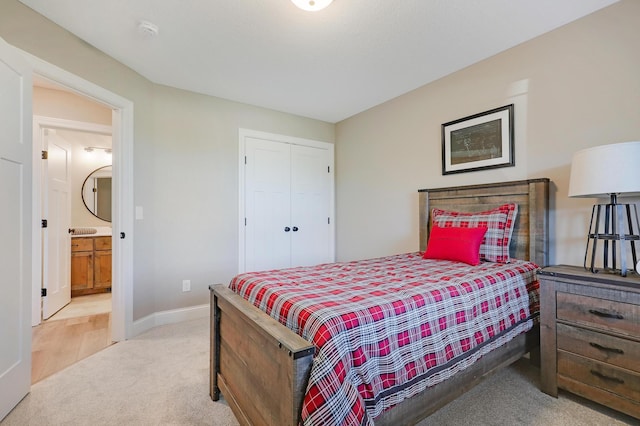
[{"x1": 441, "y1": 104, "x2": 514, "y2": 175}]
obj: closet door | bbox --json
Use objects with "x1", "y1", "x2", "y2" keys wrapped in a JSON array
[
  {"x1": 242, "y1": 132, "x2": 334, "y2": 273},
  {"x1": 290, "y1": 144, "x2": 331, "y2": 267},
  {"x1": 244, "y1": 137, "x2": 292, "y2": 272}
]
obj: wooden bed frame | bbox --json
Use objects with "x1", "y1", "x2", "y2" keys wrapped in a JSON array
[{"x1": 210, "y1": 178, "x2": 549, "y2": 426}]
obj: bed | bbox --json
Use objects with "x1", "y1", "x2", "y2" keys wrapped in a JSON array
[{"x1": 210, "y1": 178, "x2": 549, "y2": 425}]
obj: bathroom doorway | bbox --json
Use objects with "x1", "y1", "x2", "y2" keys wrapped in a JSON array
[{"x1": 36, "y1": 118, "x2": 114, "y2": 320}]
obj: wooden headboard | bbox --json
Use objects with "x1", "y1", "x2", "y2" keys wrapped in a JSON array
[{"x1": 418, "y1": 178, "x2": 549, "y2": 267}]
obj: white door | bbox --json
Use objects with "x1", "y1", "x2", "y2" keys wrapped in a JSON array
[
  {"x1": 42, "y1": 128, "x2": 72, "y2": 319},
  {"x1": 0, "y1": 37, "x2": 33, "y2": 421},
  {"x1": 245, "y1": 137, "x2": 291, "y2": 272},
  {"x1": 290, "y1": 144, "x2": 332, "y2": 267},
  {"x1": 242, "y1": 134, "x2": 333, "y2": 273}
]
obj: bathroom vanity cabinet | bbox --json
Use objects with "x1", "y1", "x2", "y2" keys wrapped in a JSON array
[{"x1": 71, "y1": 236, "x2": 112, "y2": 296}]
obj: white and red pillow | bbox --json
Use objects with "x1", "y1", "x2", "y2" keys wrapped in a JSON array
[{"x1": 431, "y1": 203, "x2": 518, "y2": 263}]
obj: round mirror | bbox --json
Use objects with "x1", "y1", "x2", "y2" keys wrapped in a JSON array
[{"x1": 82, "y1": 165, "x2": 112, "y2": 222}]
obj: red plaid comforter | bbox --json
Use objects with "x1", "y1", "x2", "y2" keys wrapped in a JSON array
[{"x1": 230, "y1": 252, "x2": 540, "y2": 425}]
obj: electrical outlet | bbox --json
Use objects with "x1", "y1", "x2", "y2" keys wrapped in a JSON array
[{"x1": 182, "y1": 279, "x2": 191, "y2": 292}]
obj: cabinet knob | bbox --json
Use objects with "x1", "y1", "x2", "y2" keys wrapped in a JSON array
[
  {"x1": 284, "y1": 227, "x2": 291, "y2": 232},
  {"x1": 292, "y1": 226, "x2": 299, "y2": 232}
]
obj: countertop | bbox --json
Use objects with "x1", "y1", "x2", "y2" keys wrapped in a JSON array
[{"x1": 70, "y1": 227, "x2": 112, "y2": 238}]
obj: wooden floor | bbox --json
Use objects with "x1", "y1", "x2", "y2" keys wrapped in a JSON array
[
  {"x1": 32, "y1": 295, "x2": 113, "y2": 384},
  {"x1": 48, "y1": 292, "x2": 112, "y2": 321}
]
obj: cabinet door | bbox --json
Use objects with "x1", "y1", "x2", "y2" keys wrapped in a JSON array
[
  {"x1": 94, "y1": 250, "x2": 112, "y2": 289},
  {"x1": 244, "y1": 137, "x2": 292, "y2": 272},
  {"x1": 290, "y1": 144, "x2": 331, "y2": 267},
  {"x1": 71, "y1": 251, "x2": 94, "y2": 291}
]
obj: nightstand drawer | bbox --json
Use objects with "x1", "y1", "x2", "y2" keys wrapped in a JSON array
[
  {"x1": 557, "y1": 323, "x2": 640, "y2": 373},
  {"x1": 558, "y1": 351, "x2": 640, "y2": 402},
  {"x1": 557, "y1": 292, "x2": 640, "y2": 338}
]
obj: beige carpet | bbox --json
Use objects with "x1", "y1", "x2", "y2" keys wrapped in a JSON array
[
  {"x1": 418, "y1": 357, "x2": 636, "y2": 426},
  {"x1": 3, "y1": 318, "x2": 238, "y2": 426},
  {"x1": 2, "y1": 317, "x2": 636, "y2": 425}
]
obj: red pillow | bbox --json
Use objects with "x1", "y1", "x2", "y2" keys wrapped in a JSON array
[{"x1": 423, "y1": 225, "x2": 488, "y2": 266}]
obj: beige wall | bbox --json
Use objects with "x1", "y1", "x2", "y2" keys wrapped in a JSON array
[
  {"x1": 0, "y1": 0, "x2": 335, "y2": 321},
  {"x1": 33, "y1": 86, "x2": 112, "y2": 125},
  {"x1": 335, "y1": 0, "x2": 640, "y2": 267}
]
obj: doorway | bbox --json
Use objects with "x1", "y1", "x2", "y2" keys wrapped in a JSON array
[
  {"x1": 35, "y1": 115, "x2": 114, "y2": 321},
  {"x1": 24, "y1": 50, "x2": 134, "y2": 343}
]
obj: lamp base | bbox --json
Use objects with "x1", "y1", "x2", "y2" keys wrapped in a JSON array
[{"x1": 584, "y1": 198, "x2": 640, "y2": 277}]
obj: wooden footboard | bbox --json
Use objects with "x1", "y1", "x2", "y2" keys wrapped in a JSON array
[{"x1": 210, "y1": 284, "x2": 314, "y2": 426}]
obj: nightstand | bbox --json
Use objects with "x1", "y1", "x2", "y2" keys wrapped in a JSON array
[{"x1": 539, "y1": 265, "x2": 640, "y2": 419}]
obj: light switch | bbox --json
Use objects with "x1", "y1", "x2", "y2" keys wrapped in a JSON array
[{"x1": 135, "y1": 206, "x2": 144, "y2": 220}]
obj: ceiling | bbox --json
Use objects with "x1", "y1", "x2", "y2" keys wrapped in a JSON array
[{"x1": 20, "y1": 0, "x2": 618, "y2": 123}]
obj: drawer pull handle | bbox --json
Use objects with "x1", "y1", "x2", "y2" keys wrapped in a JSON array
[
  {"x1": 588, "y1": 309, "x2": 623, "y2": 320},
  {"x1": 589, "y1": 342, "x2": 624, "y2": 354},
  {"x1": 590, "y1": 369, "x2": 624, "y2": 385}
]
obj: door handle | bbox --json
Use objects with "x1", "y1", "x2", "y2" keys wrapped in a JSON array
[
  {"x1": 284, "y1": 227, "x2": 291, "y2": 232},
  {"x1": 292, "y1": 226, "x2": 299, "y2": 232}
]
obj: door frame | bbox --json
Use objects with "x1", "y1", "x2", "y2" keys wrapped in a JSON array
[
  {"x1": 22, "y1": 49, "x2": 134, "y2": 342},
  {"x1": 34, "y1": 116, "x2": 112, "y2": 323},
  {"x1": 238, "y1": 128, "x2": 335, "y2": 273}
]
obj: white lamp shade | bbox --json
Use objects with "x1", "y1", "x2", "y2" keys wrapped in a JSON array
[
  {"x1": 568, "y1": 141, "x2": 640, "y2": 198},
  {"x1": 291, "y1": 0, "x2": 333, "y2": 12}
]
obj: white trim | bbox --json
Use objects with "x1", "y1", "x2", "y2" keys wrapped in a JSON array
[
  {"x1": 20, "y1": 48, "x2": 134, "y2": 341},
  {"x1": 237, "y1": 128, "x2": 335, "y2": 273},
  {"x1": 32, "y1": 116, "x2": 112, "y2": 326},
  {"x1": 33, "y1": 116, "x2": 112, "y2": 135},
  {"x1": 131, "y1": 304, "x2": 209, "y2": 337}
]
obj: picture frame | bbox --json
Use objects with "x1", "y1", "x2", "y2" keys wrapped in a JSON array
[{"x1": 441, "y1": 104, "x2": 514, "y2": 175}]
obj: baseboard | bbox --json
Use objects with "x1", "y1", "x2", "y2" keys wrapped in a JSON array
[{"x1": 131, "y1": 304, "x2": 209, "y2": 337}]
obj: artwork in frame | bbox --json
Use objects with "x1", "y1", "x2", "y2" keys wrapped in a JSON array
[{"x1": 441, "y1": 104, "x2": 514, "y2": 175}]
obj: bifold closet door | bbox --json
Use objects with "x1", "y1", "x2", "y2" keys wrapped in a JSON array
[
  {"x1": 244, "y1": 138, "x2": 332, "y2": 272},
  {"x1": 290, "y1": 144, "x2": 331, "y2": 267},
  {"x1": 245, "y1": 137, "x2": 292, "y2": 272}
]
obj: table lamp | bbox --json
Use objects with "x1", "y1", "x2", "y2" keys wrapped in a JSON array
[{"x1": 568, "y1": 141, "x2": 640, "y2": 276}]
